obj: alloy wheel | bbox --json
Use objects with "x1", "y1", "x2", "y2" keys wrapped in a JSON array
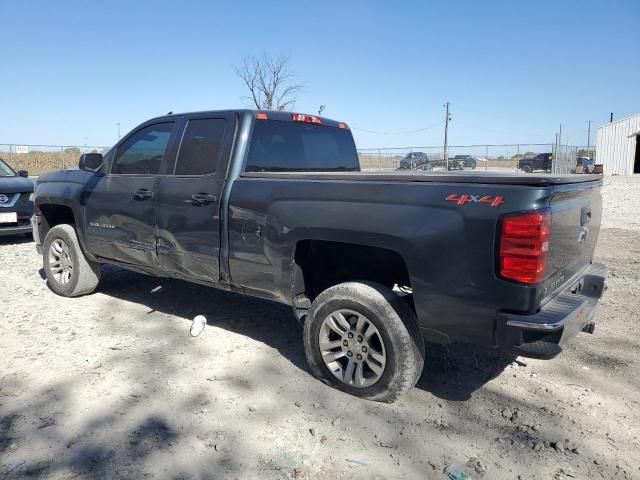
[
  {"x1": 318, "y1": 309, "x2": 387, "y2": 388},
  {"x1": 49, "y1": 238, "x2": 74, "y2": 285}
]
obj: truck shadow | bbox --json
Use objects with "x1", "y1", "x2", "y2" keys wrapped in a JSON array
[
  {"x1": 91, "y1": 265, "x2": 310, "y2": 372},
  {"x1": 45, "y1": 264, "x2": 516, "y2": 402}
]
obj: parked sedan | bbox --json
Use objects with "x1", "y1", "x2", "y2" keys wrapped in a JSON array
[{"x1": 0, "y1": 158, "x2": 34, "y2": 237}]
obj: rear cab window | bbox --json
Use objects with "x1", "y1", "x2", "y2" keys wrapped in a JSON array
[{"x1": 245, "y1": 120, "x2": 360, "y2": 172}]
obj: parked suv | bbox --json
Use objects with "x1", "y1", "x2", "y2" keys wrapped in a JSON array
[
  {"x1": 519, "y1": 153, "x2": 553, "y2": 173},
  {"x1": 575, "y1": 157, "x2": 595, "y2": 174},
  {"x1": 399, "y1": 152, "x2": 429, "y2": 170},
  {"x1": 452, "y1": 155, "x2": 477, "y2": 169},
  {"x1": 0, "y1": 158, "x2": 33, "y2": 237}
]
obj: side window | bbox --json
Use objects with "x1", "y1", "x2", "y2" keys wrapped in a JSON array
[
  {"x1": 174, "y1": 119, "x2": 226, "y2": 176},
  {"x1": 112, "y1": 123, "x2": 174, "y2": 175}
]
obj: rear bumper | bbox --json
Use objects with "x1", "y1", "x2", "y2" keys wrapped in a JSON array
[{"x1": 496, "y1": 262, "x2": 607, "y2": 359}]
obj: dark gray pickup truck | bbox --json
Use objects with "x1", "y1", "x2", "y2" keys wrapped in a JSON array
[{"x1": 31, "y1": 110, "x2": 607, "y2": 402}]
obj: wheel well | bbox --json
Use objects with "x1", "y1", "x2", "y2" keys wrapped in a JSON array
[
  {"x1": 39, "y1": 204, "x2": 76, "y2": 239},
  {"x1": 294, "y1": 240, "x2": 412, "y2": 302}
]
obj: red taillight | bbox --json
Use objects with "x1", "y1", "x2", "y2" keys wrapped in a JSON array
[
  {"x1": 292, "y1": 113, "x2": 322, "y2": 125},
  {"x1": 499, "y1": 210, "x2": 551, "y2": 284},
  {"x1": 256, "y1": 112, "x2": 268, "y2": 120},
  {"x1": 338, "y1": 122, "x2": 348, "y2": 129}
]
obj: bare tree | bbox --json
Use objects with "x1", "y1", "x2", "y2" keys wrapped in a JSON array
[{"x1": 235, "y1": 53, "x2": 303, "y2": 111}]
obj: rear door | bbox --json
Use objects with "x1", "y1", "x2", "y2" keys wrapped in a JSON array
[
  {"x1": 155, "y1": 113, "x2": 236, "y2": 281},
  {"x1": 83, "y1": 121, "x2": 177, "y2": 265}
]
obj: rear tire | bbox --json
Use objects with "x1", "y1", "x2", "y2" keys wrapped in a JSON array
[
  {"x1": 43, "y1": 224, "x2": 101, "y2": 297},
  {"x1": 522, "y1": 164, "x2": 533, "y2": 173},
  {"x1": 303, "y1": 281, "x2": 424, "y2": 403}
]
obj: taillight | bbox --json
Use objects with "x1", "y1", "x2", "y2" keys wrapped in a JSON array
[
  {"x1": 256, "y1": 112, "x2": 268, "y2": 120},
  {"x1": 499, "y1": 209, "x2": 551, "y2": 284},
  {"x1": 292, "y1": 113, "x2": 322, "y2": 125}
]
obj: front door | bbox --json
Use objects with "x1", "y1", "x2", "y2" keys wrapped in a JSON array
[
  {"x1": 83, "y1": 121, "x2": 177, "y2": 266},
  {"x1": 155, "y1": 114, "x2": 236, "y2": 281}
]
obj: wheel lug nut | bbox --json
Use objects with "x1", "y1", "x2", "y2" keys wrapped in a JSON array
[
  {"x1": 357, "y1": 335, "x2": 363, "y2": 342},
  {"x1": 343, "y1": 340, "x2": 348, "y2": 346},
  {"x1": 362, "y1": 346, "x2": 367, "y2": 352},
  {"x1": 347, "y1": 351, "x2": 353, "y2": 357},
  {"x1": 347, "y1": 332, "x2": 354, "y2": 339},
  {"x1": 356, "y1": 354, "x2": 362, "y2": 360}
]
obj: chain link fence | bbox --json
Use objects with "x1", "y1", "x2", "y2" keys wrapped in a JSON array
[
  {"x1": 0, "y1": 144, "x2": 110, "y2": 176},
  {"x1": 358, "y1": 143, "x2": 596, "y2": 174},
  {"x1": 0, "y1": 142, "x2": 596, "y2": 176}
]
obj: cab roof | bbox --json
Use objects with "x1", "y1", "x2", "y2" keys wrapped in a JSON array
[{"x1": 148, "y1": 109, "x2": 346, "y2": 128}]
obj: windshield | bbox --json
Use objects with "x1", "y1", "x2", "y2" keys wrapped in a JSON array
[{"x1": 0, "y1": 158, "x2": 16, "y2": 177}]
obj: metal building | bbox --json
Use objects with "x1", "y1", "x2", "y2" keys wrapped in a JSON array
[{"x1": 596, "y1": 114, "x2": 640, "y2": 175}]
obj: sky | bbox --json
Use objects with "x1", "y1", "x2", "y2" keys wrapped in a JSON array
[{"x1": 0, "y1": 0, "x2": 638, "y2": 150}]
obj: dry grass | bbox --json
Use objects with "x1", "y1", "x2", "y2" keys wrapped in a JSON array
[
  {"x1": 358, "y1": 154, "x2": 402, "y2": 170},
  {"x1": 1, "y1": 151, "x2": 82, "y2": 176}
]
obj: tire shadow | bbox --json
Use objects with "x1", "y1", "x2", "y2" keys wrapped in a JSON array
[{"x1": 416, "y1": 342, "x2": 516, "y2": 401}]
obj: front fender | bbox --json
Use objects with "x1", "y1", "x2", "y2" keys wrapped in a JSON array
[{"x1": 34, "y1": 172, "x2": 94, "y2": 259}]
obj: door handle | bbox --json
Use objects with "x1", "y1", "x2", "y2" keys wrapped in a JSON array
[
  {"x1": 133, "y1": 189, "x2": 153, "y2": 200},
  {"x1": 191, "y1": 193, "x2": 217, "y2": 206}
]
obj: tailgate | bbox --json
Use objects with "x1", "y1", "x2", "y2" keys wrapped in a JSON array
[{"x1": 543, "y1": 179, "x2": 602, "y2": 300}]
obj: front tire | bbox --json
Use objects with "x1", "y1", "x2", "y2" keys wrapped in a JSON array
[
  {"x1": 303, "y1": 282, "x2": 424, "y2": 403},
  {"x1": 43, "y1": 224, "x2": 101, "y2": 297}
]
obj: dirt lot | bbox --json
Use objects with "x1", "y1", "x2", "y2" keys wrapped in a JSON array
[{"x1": 1, "y1": 177, "x2": 639, "y2": 480}]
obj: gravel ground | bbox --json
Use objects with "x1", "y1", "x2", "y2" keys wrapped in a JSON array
[{"x1": 1, "y1": 176, "x2": 639, "y2": 480}]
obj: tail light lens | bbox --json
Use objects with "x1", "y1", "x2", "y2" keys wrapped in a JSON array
[{"x1": 499, "y1": 209, "x2": 551, "y2": 284}]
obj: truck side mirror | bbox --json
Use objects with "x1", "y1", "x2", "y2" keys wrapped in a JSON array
[
  {"x1": 79, "y1": 153, "x2": 104, "y2": 172},
  {"x1": 17, "y1": 170, "x2": 29, "y2": 178}
]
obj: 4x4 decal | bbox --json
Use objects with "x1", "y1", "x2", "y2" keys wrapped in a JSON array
[{"x1": 446, "y1": 194, "x2": 505, "y2": 207}]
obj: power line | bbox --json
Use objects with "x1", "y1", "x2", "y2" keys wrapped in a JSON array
[
  {"x1": 456, "y1": 120, "x2": 551, "y2": 138},
  {"x1": 350, "y1": 121, "x2": 444, "y2": 135}
]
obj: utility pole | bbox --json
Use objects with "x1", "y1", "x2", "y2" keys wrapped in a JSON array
[
  {"x1": 117, "y1": 122, "x2": 121, "y2": 140},
  {"x1": 610, "y1": 112, "x2": 613, "y2": 123},
  {"x1": 443, "y1": 102, "x2": 450, "y2": 170},
  {"x1": 559, "y1": 123, "x2": 563, "y2": 146},
  {"x1": 586, "y1": 120, "x2": 592, "y2": 155}
]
